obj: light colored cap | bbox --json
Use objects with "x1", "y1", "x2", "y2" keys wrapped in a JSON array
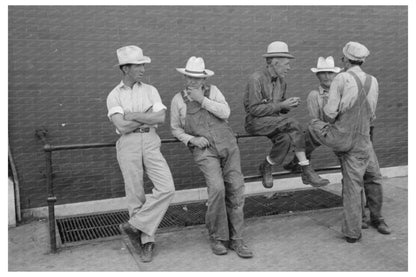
[
  {"x1": 342, "y1": 41, "x2": 370, "y2": 62},
  {"x1": 263, "y1": 41, "x2": 294, "y2": 59},
  {"x1": 176, "y1": 56, "x2": 214, "y2": 78},
  {"x1": 116, "y1": 45, "x2": 151, "y2": 66},
  {"x1": 311, "y1": 56, "x2": 341, "y2": 73}
]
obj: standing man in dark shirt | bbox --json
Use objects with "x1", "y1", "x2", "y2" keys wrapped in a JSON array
[{"x1": 243, "y1": 41, "x2": 329, "y2": 189}]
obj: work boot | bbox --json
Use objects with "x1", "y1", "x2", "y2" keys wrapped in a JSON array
[
  {"x1": 301, "y1": 164, "x2": 330, "y2": 187},
  {"x1": 141, "y1": 242, "x2": 155, "y2": 263},
  {"x1": 259, "y1": 159, "x2": 273, "y2": 188},
  {"x1": 229, "y1": 239, "x2": 253, "y2": 258},
  {"x1": 283, "y1": 157, "x2": 302, "y2": 173},
  {"x1": 210, "y1": 238, "x2": 227, "y2": 255},
  {"x1": 372, "y1": 220, "x2": 391, "y2": 235},
  {"x1": 119, "y1": 222, "x2": 142, "y2": 253}
]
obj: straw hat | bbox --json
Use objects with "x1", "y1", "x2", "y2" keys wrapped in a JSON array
[
  {"x1": 311, "y1": 56, "x2": 341, "y2": 73},
  {"x1": 262, "y1": 41, "x2": 294, "y2": 59},
  {"x1": 116, "y1": 45, "x2": 151, "y2": 66},
  {"x1": 176, "y1": 56, "x2": 214, "y2": 78}
]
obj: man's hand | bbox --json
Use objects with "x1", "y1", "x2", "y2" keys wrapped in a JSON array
[
  {"x1": 124, "y1": 112, "x2": 135, "y2": 121},
  {"x1": 187, "y1": 87, "x2": 205, "y2": 103},
  {"x1": 189, "y1": 137, "x2": 210, "y2": 149},
  {"x1": 280, "y1": 97, "x2": 300, "y2": 110}
]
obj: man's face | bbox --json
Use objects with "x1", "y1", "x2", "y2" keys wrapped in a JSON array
[
  {"x1": 185, "y1": 75, "x2": 206, "y2": 89},
  {"x1": 125, "y1": 64, "x2": 145, "y2": 82},
  {"x1": 271, "y1": 58, "x2": 291, "y2": 79},
  {"x1": 316, "y1": 71, "x2": 336, "y2": 89}
]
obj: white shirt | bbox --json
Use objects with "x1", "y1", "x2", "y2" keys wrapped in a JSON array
[
  {"x1": 106, "y1": 81, "x2": 166, "y2": 133},
  {"x1": 170, "y1": 85, "x2": 230, "y2": 146}
]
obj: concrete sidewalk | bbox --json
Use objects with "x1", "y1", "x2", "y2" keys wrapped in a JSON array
[{"x1": 8, "y1": 176, "x2": 408, "y2": 271}]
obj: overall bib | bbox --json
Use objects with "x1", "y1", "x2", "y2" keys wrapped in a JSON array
[{"x1": 183, "y1": 86, "x2": 245, "y2": 241}]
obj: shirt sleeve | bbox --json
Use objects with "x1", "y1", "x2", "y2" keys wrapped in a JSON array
[
  {"x1": 245, "y1": 75, "x2": 283, "y2": 116},
  {"x1": 150, "y1": 86, "x2": 167, "y2": 112},
  {"x1": 307, "y1": 90, "x2": 320, "y2": 119},
  {"x1": 367, "y1": 77, "x2": 379, "y2": 122},
  {"x1": 106, "y1": 91, "x2": 124, "y2": 120},
  {"x1": 324, "y1": 74, "x2": 344, "y2": 120},
  {"x1": 170, "y1": 94, "x2": 195, "y2": 146},
  {"x1": 200, "y1": 85, "x2": 230, "y2": 119}
]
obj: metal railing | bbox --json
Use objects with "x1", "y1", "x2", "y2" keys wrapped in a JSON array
[{"x1": 35, "y1": 127, "x2": 340, "y2": 253}]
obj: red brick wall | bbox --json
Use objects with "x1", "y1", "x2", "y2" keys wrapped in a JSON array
[{"x1": 9, "y1": 6, "x2": 408, "y2": 209}]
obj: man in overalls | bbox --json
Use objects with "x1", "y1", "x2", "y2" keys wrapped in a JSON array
[
  {"x1": 107, "y1": 45, "x2": 175, "y2": 262},
  {"x1": 243, "y1": 41, "x2": 329, "y2": 189},
  {"x1": 308, "y1": 42, "x2": 390, "y2": 243},
  {"x1": 170, "y1": 56, "x2": 253, "y2": 258}
]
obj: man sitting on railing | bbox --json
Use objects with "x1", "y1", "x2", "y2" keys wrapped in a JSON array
[
  {"x1": 170, "y1": 56, "x2": 253, "y2": 259},
  {"x1": 107, "y1": 45, "x2": 175, "y2": 262},
  {"x1": 243, "y1": 41, "x2": 330, "y2": 189}
]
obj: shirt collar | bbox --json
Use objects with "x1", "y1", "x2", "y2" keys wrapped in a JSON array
[
  {"x1": 346, "y1": 65, "x2": 363, "y2": 73},
  {"x1": 119, "y1": 80, "x2": 142, "y2": 90},
  {"x1": 318, "y1": 85, "x2": 329, "y2": 95},
  {"x1": 264, "y1": 66, "x2": 279, "y2": 82}
]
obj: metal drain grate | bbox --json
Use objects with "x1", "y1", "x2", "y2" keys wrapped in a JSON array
[{"x1": 57, "y1": 188, "x2": 342, "y2": 244}]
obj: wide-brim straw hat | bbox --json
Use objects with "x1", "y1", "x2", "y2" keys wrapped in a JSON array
[
  {"x1": 176, "y1": 56, "x2": 214, "y2": 78},
  {"x1": 311, "y1": 56, "x2": 341, "y2": 73},
  {"x1": 115, "y1": 45, "x2": 151, "y2": 66}
]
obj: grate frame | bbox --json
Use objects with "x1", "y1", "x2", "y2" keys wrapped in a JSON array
[{"x1": 56, "y1": 188, "x2": 342, "y2": 245}]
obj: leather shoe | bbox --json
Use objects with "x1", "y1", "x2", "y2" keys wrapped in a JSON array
[
  {"x1": 141, "y1": 242, "x2": 155, "y2": 263},
  {"x1": 210, "y1": 238, "x2": 227, "y2": 255},
  {"x1": 300, "y1": 164, "x2": 330, "y2": 187},
  {"x1": 119, "y1": 222, "x2": 142, "y2": 252},
  {"x1": 372, "y1": 220, "x2": 391, "y2": 235},
  {"x1": 229, "y1": 239, "x2": 253, "y2": 258},
  {"x1": 362, "y1": 220, "x2": 369, "y2": 229},
  {"x1": 345, "y1": 234, "x2": 362, "y2": 243},
  {"x1": 259, "y1": 159, "x2": 273, "y2": 188}
]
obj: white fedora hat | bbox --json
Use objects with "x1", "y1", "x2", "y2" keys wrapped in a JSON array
[
  {"x1": 311, "y1": 56, "x2": 341, "y2": 73},
  {"x1": 176, "y1": 56, "x2": 214, "y2": 78},
  {"x1": 342, "y1": 41, "x2": 370, "y2": 62},
  {"x1": 116, "y1": 45, "x2": 151, "y2": 66},
  {"x1": 263, "y1": 41, "x2": 294, "y2": 59}
]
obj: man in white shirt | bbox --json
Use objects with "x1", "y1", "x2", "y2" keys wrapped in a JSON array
[
  {"x1": 170, "y1": 56, "x2": 253, "y2": 259},
  {"x1": 107, "y1": 45, "x2": 175, "y2": 262}
]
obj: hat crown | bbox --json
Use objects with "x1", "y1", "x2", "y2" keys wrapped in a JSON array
[
  {"x1": 316, "y1": 56, "x2": 335, "y2": 69},
  {"x1": 343, "y1": 41, "x2": 370, "y2": 61},
  {"x1": 116, "y1": 45, "x2": 150, "y2": 65},
  {"x1": 185, "y1": 56, "x2": 206, "y2": 73},
  {"x1": 267, "y1": 41, "x2": 290, "y2": 54}
]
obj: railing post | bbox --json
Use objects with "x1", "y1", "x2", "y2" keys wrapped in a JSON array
[
  {"x1": 36, "y1": 128, "x2": 57, "y2": 253},
  {"x1": 44, "y1": 145, "x2": 57, "y2": 253}
]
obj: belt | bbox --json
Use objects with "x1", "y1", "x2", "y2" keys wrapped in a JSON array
[{"x1": 132, "y1": 127, "x2": 150, "y2": 133}]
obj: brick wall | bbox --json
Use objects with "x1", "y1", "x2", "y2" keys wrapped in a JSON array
[{"x1": 8, "y1": 6, "x2": 408, "y2": 210}]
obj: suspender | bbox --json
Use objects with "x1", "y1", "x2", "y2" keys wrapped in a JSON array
[{"x1": 348, "y1": 70, "x2": 372, "y2": 97}]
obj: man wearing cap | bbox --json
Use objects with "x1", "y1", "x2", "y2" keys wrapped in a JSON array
[
  {"x1": 107, "y1": 45, "x2": 175, "y2": 262},
  {"x1": 308, "y1": 42, "x2": 390, "y2": 243},
  {"x1": 170, "y1": 56, "x2": 253, "y2": 258},
  {"x1": 243, "y1": 41, "x2": 330, "y2": 189}
]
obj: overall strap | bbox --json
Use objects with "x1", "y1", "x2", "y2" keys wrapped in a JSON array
[{"x1": 348, "y1": 70, "x2": 372, "y2": 97}]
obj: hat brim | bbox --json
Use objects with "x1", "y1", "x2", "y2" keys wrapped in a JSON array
[
  {"x1": 311, "y1": 67, "x2": 341, "y2": 73},
  {"x1": 263, "y1": 53, "x2": 295, "y2": 59},
  {"x1": 176, "y1": 68, "x2": 215, "y2": 78},
  {"x1": 114, "y1": 56, "x2": 151, "y2": 67}
]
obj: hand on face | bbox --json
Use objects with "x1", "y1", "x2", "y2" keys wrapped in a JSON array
[{"x1": 187, "y1": 86, "x2": 205, "y2": 103}]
